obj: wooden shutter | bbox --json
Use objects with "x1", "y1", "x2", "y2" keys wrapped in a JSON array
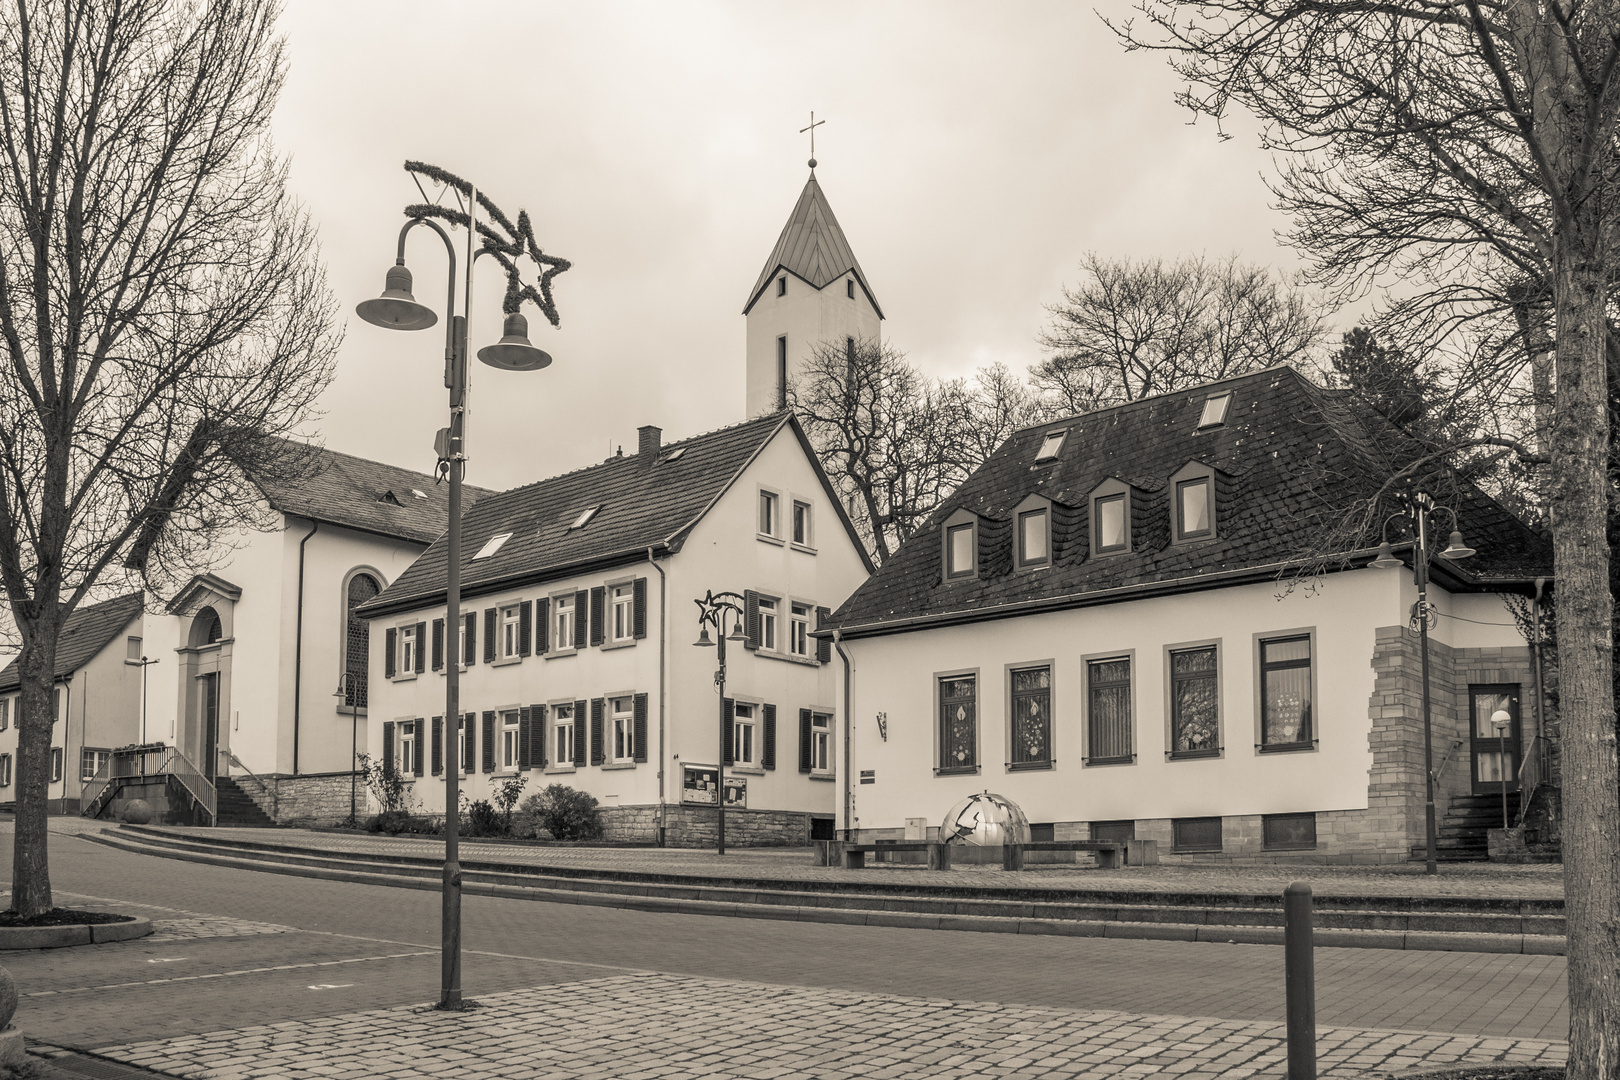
[
  {"x1": 815, "y1": 607, "x2": 833, "y2": 664},
  {"x1": 589, "y1": 586, "x2": 606, "y2": 647},
  {"x1": 633, "y1": 693, "x2": 648, "y2": 763},
  {"x1": 384, "y1": 629, "x2": 397, "y2": 678},
  {"x1": 481, "y1": 711, "x2": 496, "y2": 773},
  {"x1": 590, "y1": 698, "x2": 605, "y2": 765},
  {"x1": 381, "y1": 721, "x2": 395, "y2": 774},
  {"x1": 413, "y1": 719, "x2": 426, "y2": 776},
  {"x1": 744, "y1": 590, "x2": 760, "y2": 650},
  {"x1": 798, "y1": 708, "x2": 812, "y2": 772},
  {"x1": 572, "y1": 591, "x2": 588, "y2": 649},
  {"x1": 483, "y1": 608, "x2": 497, "y2": 663},
  {"x1": 431, "y1": 716, "x2": 443, "y2": 775},
  {"x1": 414, "y1": 623, "x2": 427, "y2": 673},
  {"x1": 463, "y1": 613, "x2": 476, "y2": 665},
  {"x1": 530, "y1": 704, "x2": 548, "y2": 767},
  {"x1": 723, "y1": 698, "x2": 735, "y2": 765},
  {"x1": 518, "y1": 707, "x2": 532, "y2": 769},
  {"x1": 632, "y1": 578, "x2": 647, "y2": 639},
  {"x1": 463, "y1": 713, "x2": 476, "y2": 773},
  {"x1": 518, "y1": 601, "x2": 532, "y2": 657},
  {"x1": 762, "y1": 704, "x2": 776, "y2": 770},
  {"x1": 572, "y1": 700, "x2": 586, "y2": 765},
  {"x1": 432, "y1": 619, "x2": 445, "y2": 671},
  {"x1": 535, "y1": 599, "x2": 549, "y2": 654}
]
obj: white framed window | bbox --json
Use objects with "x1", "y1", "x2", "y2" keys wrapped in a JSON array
[
  {"x1": 1034, "y1": 430, "x2": 1067, "y2": 463},
  {"x1": 472, "y1": 532, "x2": 512, "y2": 560},
  {"x1": 553, "y1": 703, "x2": 575, "y2": 765},
  {"x1": 398, "y1": 724, "x2": 417, "y2": 777},
  {"x1": 458, "y1": 714, "x2": 472, "y2": 775},
  {"x1": 758, "y1": 597, "x2": 779, "y2": 652},
  {"x1": 610, "y1": 696, "x2": 635, "y2": 764},
  {"x1": 80, "y1": 747, "x2": 111, "y2": 783},
  {"x1": 811, "y1": 712, "x2": 832, "y2": 774},
  {"x1": 1198, "y1": 392, "x2": 1233, "y2": 429},
  {"x1": 733, "y1": 702, "x2": 758, "y2": 766},
  {"x1": 610, "y1": 583, "x2": 634, "y2": 644},
  {"x1": 399, "y1": 625, "x2": 418, "y2": 676},
  {"x1": 789, "y1": 602, "x2": 811, "y2": 658},
  {"x1": 1018, "y1": 507, "x2": 1050, "y2": 568},
  {"x1": 758, "y1": 489, "x2": 782, "y2": 539},
  {"x1": 500, "y1": 709, "x2": 521, "y2": 771},
  {"x1": 553, "y1": 594, "x2": 575, "y2": 652},
  {"x1": 500, "y1": 603, "x2": 522, "y2": 659},
  {"x1": 792, "y1": 500, "x2": 814, "y2": 547}
]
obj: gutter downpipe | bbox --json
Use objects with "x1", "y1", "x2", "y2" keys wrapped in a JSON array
[
  {"x1": 834, "y1": 631, "x2": 853, "y2": 841},
  {"x1": 292, "y1": 519, "x2": 319, "y2": 776},
  {"x1": 647, "y1": 547, "x2": 667, "y2": 847}
]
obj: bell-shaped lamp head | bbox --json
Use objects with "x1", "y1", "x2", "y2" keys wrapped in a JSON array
[
  {"x1": 693, "y1": 625, "x2": 714, "y2": 648},
  {"x1": 1438, "y1": 530, "x2": 1476, "y2": 560},
  {"x1": 477, "y1": 312, "x2": 553, "y2": 372},
  {"x1": 726, "y1": 618, "x2": 748, "y2": 643},
  {"x1": 1368, "y1": 541, "x2": 1404, "y2": 570},
  {"x1": 356, "y1": 263, "x2": 437, "y2": 331}
]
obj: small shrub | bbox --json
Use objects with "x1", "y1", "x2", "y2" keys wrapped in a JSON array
[
  {"x1": 465, "y1": 799, "x2": 503, "y2": 837},
  {"x1": 520, "y1": 784, "x2": 603, "y2": 842},
  {"x1": 492, "y1": 775, "x2": 528, "y2": 833},
  {"x1": 356, "y1": 752, "x2": 408, "y2": 815}
]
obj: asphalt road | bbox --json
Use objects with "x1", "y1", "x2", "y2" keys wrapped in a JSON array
[{"x1": 0, "y1": 831, "x2": 1572, "y2": 1052}]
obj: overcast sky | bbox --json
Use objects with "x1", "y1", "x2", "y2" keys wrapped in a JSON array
[{"x1": 277, "y1": 0, "x2": 1321, "y2": 493}]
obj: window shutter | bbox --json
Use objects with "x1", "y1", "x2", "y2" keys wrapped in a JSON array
[
  {"x1": 799, "y1": 708, "x2": 812, "y2": 773},
  {"x1": 464, "y1": 613, "x2": 476, "y2": 665},
  {"x1": 762, "y1": 703, "x2": 776, "y2": 770},
  {"x1": 432, "y1": 619, "x2": 445, "y2": 672},
  {"x1": 633, "y1": 693, "x2": 648, "y2": 763},
  {"x1": 535, "y1": 599, "x2": 549, "y2": 654},
  {"x1": 481, "y1": 711, "x2": 496, "y2": 773},
  {"x1": 744, "y1": 590, "x2": 760, "y2": 650},
  {"x1": 431, "y1": 716, "x2": 443, "y2": 775},
  {"x1": 723, "y1": 698, "x2": 735, "y2": 765},
  {"x1": 483, "y1": 608, "x2": 497, "y2": 663},
  {"x1": 414, "y1": 623, "x2": 427, "y2": 673},
  {"x1": 590, "y1": 698, "x2": 605, "y2": 765},
  {"x1": 463, "y1": 713, "x2": 476, "y2": 773},
  {"x1": 518, "y1": 601, "x2": 532, "y2": 657},
  {"x1": 413, "y1": 719, "x2": 426, "y2": 776},
  {"x1": 589, "y1": 586, "x2": 606, "y2": 647},
  {"x1": 632, "y1": 578, "x2": 647, "y2": 639},
  {"x1": 518, "y1": 707, "x2": 532, "y2": 769},
  {"x1": 572, "y1": 700, "x2": 586, "y2": 765},
  {"x1": 382, "y1": 721, "x2": 395, "y2": 770},
  {"x1": 815, "y1": 607, "x2": 833, "y2": 664},
  {"x1": 384, "y1": 629, "x2": 397, "y2": 678},
  {"x1": 530, "y1": 704, "x2": 548, "y2": 767},
  {"x1": 572, "y1": 591, "x2": 588, "y2": 649}
]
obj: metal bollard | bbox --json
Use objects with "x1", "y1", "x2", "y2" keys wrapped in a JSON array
[{"x1": 1284, "y1": 881, "x2": 1316, "y2": 1080}]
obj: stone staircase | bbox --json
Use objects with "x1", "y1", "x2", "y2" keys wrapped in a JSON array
[
  {"x1": 1411, "y1": 791, "x2": 1520, "y2": 863},
  {"x1": 213, "y1": 776, "x2": 279, "y2": 828}
]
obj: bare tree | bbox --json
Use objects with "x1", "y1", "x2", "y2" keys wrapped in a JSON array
[
  {"x1": 1031, "y1": 252, "x2": 1325, "y2": 413},
  {"x1": 1111, "y1": 0, "x2": 1620, "y2": 1066},
  {"x1": 0, "y1": 0, "x2": 338, "y2": 916}
]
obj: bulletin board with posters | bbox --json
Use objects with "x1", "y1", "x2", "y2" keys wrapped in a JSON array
[{"x1": 681, "y1": 765, "x2": 746, "y2": 808}]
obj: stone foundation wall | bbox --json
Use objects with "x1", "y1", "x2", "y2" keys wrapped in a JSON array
[
  {"x1": 595, "y1": 804, "x2": 819, "y2": 847},
  {"x1": 235, "y1": 771, "x2": 361, "y2": 827}
]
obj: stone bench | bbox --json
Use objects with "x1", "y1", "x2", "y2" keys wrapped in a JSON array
[
  {"x1": 818, "y1": 840, "x2": 953, "y2": 870},
  {"x1": 1002, "y1": 839, "x2": 1159, "y2": 871}
]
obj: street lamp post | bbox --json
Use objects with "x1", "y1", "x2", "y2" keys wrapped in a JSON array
[
  {"x1": 1490, "y1": 709, "x2": 1514, "y2": 830},
  {"x1": 356, "y1": 164, "x2": 566, "y2": 1011},
  {"x1": 693, "y1": 591, "x2": 748, "y2": 855},
  {"x1": 130, "y1": 656, "x2": 159, "y2": 746},
  {"x1": 1369, "y1": 491, "x2": 1475, "y2": 875}
]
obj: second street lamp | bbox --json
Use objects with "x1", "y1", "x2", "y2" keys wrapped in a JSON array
[{"x1": 693, "y1": 591, "x2": 748, "y2": 855}]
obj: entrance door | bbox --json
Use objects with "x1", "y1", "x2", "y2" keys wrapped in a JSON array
[
  {"x1": 200, "y1": 673, "x2": 219, "y2": 781},
  {"x1": 1469, "y1": 685, "x2": 1520, "y2": 795}
]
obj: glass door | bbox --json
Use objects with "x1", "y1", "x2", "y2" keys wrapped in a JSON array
[{"x1": 1469, "y1": 685, "x2": 1520, "y2": 795}]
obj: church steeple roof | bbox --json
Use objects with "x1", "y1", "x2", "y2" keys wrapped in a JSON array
[{"x1": 743, "y1": 171, "x2": 883, "y2": 318}]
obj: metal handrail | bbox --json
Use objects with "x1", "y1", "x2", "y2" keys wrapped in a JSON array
[
  {"x1": 1515, "y1": 736, "x2": 1541, "y2": 828},
  {"x1": 79, "y1": 760, "x2": 116, "y2": 819},
  {"x1": 164, "y1": 747, "x2": 217, "y2": 823},
  {"x1": 1431, "y1": 737, "x2": 1465, "y2": 785},
  {"x1": 79, "y1": 744, "x2": 217, "y2": 822}
]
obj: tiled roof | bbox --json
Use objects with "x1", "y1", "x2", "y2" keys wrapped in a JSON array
[
  {"x1": 0, "y1": 593, "x2": 145, "y2": 692},
  {"x1": 743, "y1": 172, "x2": 884, "y2": 317},
  {"x1": 252, "y1": 438, "x2": 496, "y2": 546},
  {"x1": 359, "y1": 413, "x2": 842, "y2": 618},
  {"x1": 826, "y1": 366, "x2": 1553, "y2": 637}
]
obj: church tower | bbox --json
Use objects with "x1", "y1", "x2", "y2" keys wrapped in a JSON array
[{"x1": 743, "y1": 166, "x2": 883, "y2": 416}]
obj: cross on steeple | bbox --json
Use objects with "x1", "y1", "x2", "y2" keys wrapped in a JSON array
[{"x1": 800, "y1": 111, "x2": 825, "y2": 169}]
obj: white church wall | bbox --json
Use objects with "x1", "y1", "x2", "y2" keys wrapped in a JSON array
[{"x1": 745, "y1": 270, "x2": 879, "y2": 417}]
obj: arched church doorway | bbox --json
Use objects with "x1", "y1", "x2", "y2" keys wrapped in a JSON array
[{"x1": 184, "y1": 605, "x2": 230, "y2": 780}]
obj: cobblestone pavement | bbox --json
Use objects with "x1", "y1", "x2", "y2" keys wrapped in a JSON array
[
  {"x1": 97, "y1": 972, "x2": 1568, "y2": 1080},
  {"x1": 137, "y1": 822, "x2": 1565, "y2": 901}
]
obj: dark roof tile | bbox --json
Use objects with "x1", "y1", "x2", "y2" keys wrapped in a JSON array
[{"x1": 0, "y1": 593, "x2": 145, "y2": 692}]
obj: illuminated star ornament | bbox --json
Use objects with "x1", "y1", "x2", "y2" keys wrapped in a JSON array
[{"x1": 402, "y1": 160, "x2": 572, "y2": 326}]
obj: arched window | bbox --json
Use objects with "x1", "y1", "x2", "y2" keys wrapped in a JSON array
[
  {"x1": 190, "y1": 606, "x2": 223, "y2": 648},
  {"x1": 345, "y1": 573, "x2": 380, "y2": 709}
]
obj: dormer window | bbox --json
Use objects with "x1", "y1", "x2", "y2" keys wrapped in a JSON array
[
  {"x1": 472, "y1": 532, "x2": 512, "y2": 560},
  {"x1": 1169, "y1": 461, "x2": 1218, "y2": 544},
  {"x1": 1013, "y1": 494, "x2": 1052, "y2": 570},
  {"x1": 942, "y1": 508, "x2": 979, "y2": 581},
  {"x1": 1089, "y1": 479, "x2": 1133, "y2": 557},
  {"x1": 777, "y1": 276, "x2": 787, "y2": 297},
  {"x1": 1198, "y1": 392, "x2": 1233, "y2": 429},
  {"x1": 1034, "y1": 430, "x2": 1067, "y2": 463}
]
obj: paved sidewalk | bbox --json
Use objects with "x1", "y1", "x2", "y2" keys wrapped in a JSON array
[{"x1": 97, "y1": 971, "x2": 1568, "y2": 1080}]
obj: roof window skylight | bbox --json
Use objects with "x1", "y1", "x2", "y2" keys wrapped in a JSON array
[
  {"x1": 411, "y1": 489, "x2": 428, "y2": 500},
  {"x1": 569, "y1": 505, "x2": 601, "y2": 531},
  {"x1": 662, "y1": 447, "x2": 686, "y2": 463},
  {"x1": 472, "y1": 532, "x2": 512, "y2": 560},
  {"x1": 1034, "y1": 430, "x2": 1067, "y2": 463},
  {"x1": 1197, "y1": 393, "x2": 1233, "y2": 429}
]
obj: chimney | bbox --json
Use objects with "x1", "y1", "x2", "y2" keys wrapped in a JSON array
[{"x1": 638, "y1": 425, "x2": 662, "y2": 460}]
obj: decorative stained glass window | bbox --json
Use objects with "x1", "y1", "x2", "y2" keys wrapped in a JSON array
[
  {"x1": 1010, "y1": 666, "x2": 1051, "y2": 767},
  {"x1": 1260, "y1": 636, "x2": 1312, "y2": 747},
  {"x1": 938, "y1": 676, "x2": 977, "y2": 772},
  {"x1": 344, "y1": 575, "x2": 379, "y2": 709},
  {"x1": 1087, "y1": 657, "x2": 1133, "y2": 763},
  {"x1": 1170, "y1": 646, "x2": 1219, "y2": 755}
]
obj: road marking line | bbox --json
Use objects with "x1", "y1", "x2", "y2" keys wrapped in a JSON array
[
  {"x1": 307, "y1": 983, "x2": 354, "y2": 990},
  {"x1": 24, "y1": 951, "x2": 433, "y2": 997},
  {"x1": 144, "y1": 958, "x2": 187, "y2": 964}
]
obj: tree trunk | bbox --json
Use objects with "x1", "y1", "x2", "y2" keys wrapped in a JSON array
[
  {"x1": 10, "y1": 628, "x2": 60, "y2": 918},
  {"x1": 1550, "y1": 250, "x2": 1620, "y2": 1079}
]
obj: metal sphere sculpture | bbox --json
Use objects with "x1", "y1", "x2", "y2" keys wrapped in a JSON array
[{"x1": 939, "y1": 791, "x2": 1030, "y2": 847}]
